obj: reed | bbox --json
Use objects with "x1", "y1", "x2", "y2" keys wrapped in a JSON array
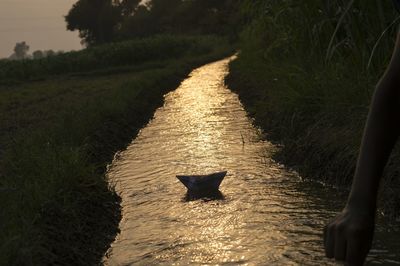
[{"x1": 227, "y1": 0, "x2": 400, "y2": 216}]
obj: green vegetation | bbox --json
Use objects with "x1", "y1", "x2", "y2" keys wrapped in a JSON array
[
  {"x1": 227, "y1": 1, "x2": 400, "y2": 215},
  {"x1": 7, "y1": 0, "x2": 400, "y2": 263},
  {"x1": 0, "y1": 35, "x2": 233, "y2": 265},
  {"x1": 0, "y1": 35, "x2": 221, "y2": 82}
]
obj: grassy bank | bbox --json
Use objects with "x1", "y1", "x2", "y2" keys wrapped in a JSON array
[
  {"x1": 227, "y1": 1, "x2": 400, "y2": 216},
  {"x1": 0, "y1": 35, "x2": 233, "y2": 265}
]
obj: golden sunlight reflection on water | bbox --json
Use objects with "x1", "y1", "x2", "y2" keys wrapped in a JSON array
[{"x1": 104, "y1": 57, "x2": 400, "y2": 265}]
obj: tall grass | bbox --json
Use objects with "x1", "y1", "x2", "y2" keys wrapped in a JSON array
[{"x1": 227, "y1": 0, "x2": 400, "y2": 215}]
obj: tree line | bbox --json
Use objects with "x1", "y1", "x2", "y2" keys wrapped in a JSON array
[
  {"x1": 65, "y1": 0, "x2": 242, "y2": 45},
  {"x1": 9, "y1": 41, "x2": 60, "y2": 60}
]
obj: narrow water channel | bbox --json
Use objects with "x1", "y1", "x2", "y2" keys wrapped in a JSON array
[{"x1": 104, "y1": 57, "x2": 400, "y2": 265}]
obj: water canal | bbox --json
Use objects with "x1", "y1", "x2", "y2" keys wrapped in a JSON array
[{"x1": 104, "y1": 57, "x2": 400, "y2": 265}]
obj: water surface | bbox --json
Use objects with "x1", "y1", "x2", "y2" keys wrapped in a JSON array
[{"x1": 105, "y1": 57, "x2": 400, "y2": 265}]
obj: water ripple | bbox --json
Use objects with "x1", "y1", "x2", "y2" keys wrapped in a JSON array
[{"x1": 104, "y1": 57, "x2": 400, "y2": 265}]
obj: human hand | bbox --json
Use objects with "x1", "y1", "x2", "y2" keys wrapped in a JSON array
[{"x1": 323, "y1": 208, "x2": 375, "y2": 265}]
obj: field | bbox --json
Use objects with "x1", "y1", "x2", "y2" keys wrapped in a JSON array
[
  {"x1": 0, "y1": 35, "x2": 218, "y2": 82},
  {"x1": 0, "y1": 35, "x2": 233, "y2": 265}
]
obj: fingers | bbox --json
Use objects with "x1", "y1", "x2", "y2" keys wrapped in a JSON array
[
  {"x1": 334, "y1": 227, "x2": 347, "y2": 261},
  {"x1": 345, "y1": 228, "x2": 373, "y2": 266},
  {"x1": 323, "y1": 212, "x2": 374, "y2": 265},
  {"x1": 324, "y1": 222, "x2": 348, "y2": 261},
  {"x1": 346, "y1": 238, "x2": 368, "y2": 266},
  {"x1": 324, "y1": 224, "x2": 371, "y2": 265},
  {"x1": 323, "y1": 224, "x2": 335, "y2": 258}
]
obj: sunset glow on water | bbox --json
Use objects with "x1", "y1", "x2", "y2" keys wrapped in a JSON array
[{"x1": 104, "y1": 58, "x2": 400, "y2": 265}]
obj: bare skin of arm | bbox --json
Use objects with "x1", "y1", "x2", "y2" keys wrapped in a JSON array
[{"x1": 323, "y1": 32, "x2": 400, "y2": 265}]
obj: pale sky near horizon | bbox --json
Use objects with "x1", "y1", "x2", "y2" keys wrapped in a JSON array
[{"x1": 0, "y1": 0, "x2": 82, "y2": 59}]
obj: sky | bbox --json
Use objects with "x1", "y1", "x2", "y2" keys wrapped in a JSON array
[{"x1": 0, "y1": 0, "x2": 82, "y2": 59}]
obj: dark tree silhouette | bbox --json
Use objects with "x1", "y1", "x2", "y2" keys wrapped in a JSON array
[
  {"x1": 65, "y1": 0, "x2": 243, "y2": 43},
  {"x1": 65, "y1": 0, "x2": 121, "y2": 45},
  {"x1": 118, "y1": 5, "x2": 151, "y2": 38},
  {"x1": 11, "y1": 42, "x2": 30, "y2": 60},
  {"x1": 44, "y1": 50, "x2": 56, "y2": 57},
  {"x1": 32, "y1": 50, "x2": 44, "y2": 59},
  {"x1": 119, "y1": 0, "x2": 141, "y2": 16}
]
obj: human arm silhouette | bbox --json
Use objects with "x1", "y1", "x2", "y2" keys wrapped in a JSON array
[{"x1": 323, "y1": 32, "x2": 400, "y2": 265}]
